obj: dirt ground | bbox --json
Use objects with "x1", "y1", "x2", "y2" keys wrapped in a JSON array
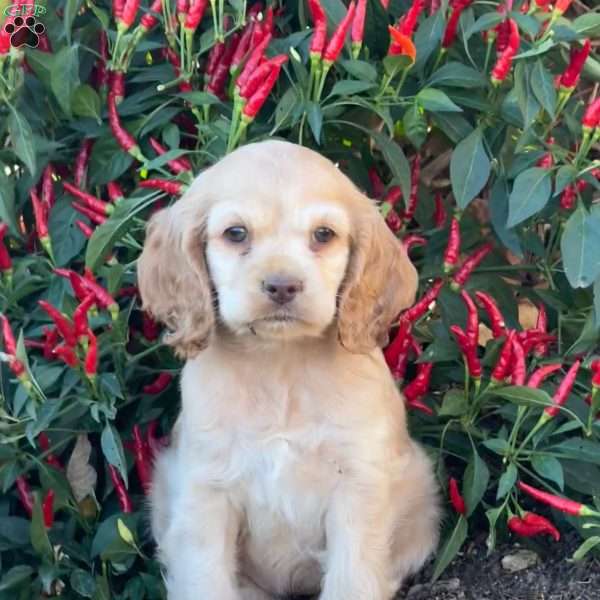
[{"x1": 400, "y1": 531, "x2": 600, "y2": 600}]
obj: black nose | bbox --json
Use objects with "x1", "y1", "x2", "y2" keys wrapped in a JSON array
[{"x1": 262, "y1": 275, "x2": 304, "y2": 305}]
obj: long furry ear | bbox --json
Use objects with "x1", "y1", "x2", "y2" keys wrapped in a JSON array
[
  {"x1": 337, "y1": 201, "x2": 418, "y2": 354},
  {"x1": 138, "y1": 201, "x2": 214, "y2": 359}
]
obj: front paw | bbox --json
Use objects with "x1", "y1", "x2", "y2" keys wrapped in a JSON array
[{"x1": 167, "y1": 578, "x2": 241, "y2": 600}]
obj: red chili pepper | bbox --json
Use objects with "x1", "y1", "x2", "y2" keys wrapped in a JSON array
[
  {"x1": 510, "y1": 336, "x2": 526, "y2": 385},
  {"x1": 384, "y1": 186, "x2": 402, "y2": 207},
  {"x1": 42, "y1": 326, "x2": 59, "y2": 360},
  {"x1": 519, "y1": 331, "x2": 556, "y2": 356},
  {"x1": 143, "y1": 372, "x2": 173, "y2": 394},
  {"x1": 131, "y1": 425, "x2": 153, "y2": 493},
  {"x1": 402, "y1": 279, "x2": 444, "y2": 323},
  {"x1": 398, "y1": 0, "x2": 426, "y2": 36},
  {"x1": 15, "y1": 476, "x2": 33, "y2": 517},
  {"x1": 73, "y1": 139, "x2": 94, "y2": 188},
  {"x1": 533, "y1": 304, "x2": 549, "y2": 357},
  {"x1": 308, "y1": 0, "x2": 327, "y2": 58},
  {"x1": 442, "y1": 0, "x2": 473, "y2": 48},
  {"x1": 494, "y1": 17, "x2": 509, "y2": 53},
  {"x1": 368, "y1": 167, "x2": 385, "y2": 198},
  {"x1": 79, "y1": 278, "x2": 119, "y2": 320},
  {"x1": 106, "y1": 181, "x2": 125, "y2": 203},
  {"x1": 448, "y1": 477, "x2": 466, "y2": 515},
  {"x1": 108, "y1": 70, "x2": 126, "y2": 105},
  {"x1": 543, "y1": 360, "x2": 581, "y2": 419},
  {"x1": 38, "y1": 301, "x2": 77, "y2": 347},
  {"x1": 1, "y1": 314, "x2": 18, "y2": 356},
  {"x1": 38, "y1": 433, "x2": 63, "y2": 470},
  {"x1": 239, "y1": 54, "x2": 288, "y2": 102},
  {"x1": 55, "y1": 269, "x2": 87, "y2": 303},
  {"x1": 148, "y1": 137, "x2": 192, "y2": 175},
  {"x1": 0, "y1": 25, "x2": 10, "y2": 55},
  {"x1": 475, "y1": 291, "x2": 506, "y2": 338},
  {"x1": 0, "y1": 224, "x2": 12, "y2": 274},
  {"x1": 119, "y1": 0, "x2": 140, "y2": 29},
  {"x1": 351, "y1": 0, "x2": 367, "y2": 58},
  {"x1": 517, "y1": 481, "x2": 597, "y2": 517},
  {"x1": 553, "y1": 0, "x2": 572, "y2": 14},
  {"x1": 508, "y1": 513, "x2": 560, "y2": 541},
  {"x1": 527, "y1": 363, "x2": 562, "y2": 388},
  {"x1": 107, "y1": 93, "x2": 145, "y2": 161},
  {"x1": 108, "y1": 465, "x2": 133, "y2": 513},
  {"x1": 582, "y1": 98, "x2": 600, "y2": 131},
  {"x1": 403, "y1": 235, "x2": 427, "y2": 253},
  {"x1": 176, "y1": 0, "x2": 188, "y2": 21},
  {"x1": 207, "y1": 33, "x2": 240, "y2": 98},
  {"x1": 230, "y1": 23, "x2": 255, "y2": 73},
  {"x1": 451, "y1": 243, "x2": 493, "y2": 290},
  {"x1": 236, "y1": 34, "x2": 272, "y2": 91},
  {"x1": 385, "y1": 209, "x2": 402, "y2": 233},
  {"x1": 591, "y1": 359, "x2": 600, "y2": 388},
  {"x1": 443, "y1": 218, "x2": 461, "y2": 272},
  {"x1": 41, "y1": 489, "x2": 55, "y2": 528},
  {"x1": 113, "y1": 0, "x2": 124, "y2": 20},
  {"x1": 384, "y1": 319, "x2": 411, "y2": 371},
  {"x1": 41, "y1": 164, "x2": 56, "y2": 209},
  {"x1": 30, "y1": 188, "x2": 50, "y2": 243},
  {"x1": 560, "y1": 184, "x2": 577, "y2": 211},
  {"x1": 491, "y1": 19, "x2": 519, "y2": 85},
  {"x1": 140, "y1": 0, "x2": 163, "y2": 29},
  {"x1": 536, "y1": 138, "x2": 554, "y2": 169},
  {"x1": 242, "y1": 60, "x2": 286, "y2": 121},
  {"x1": 402, "y1": 154, "x2": 421, "y2": 223},
  {"x1": 388, "y1": 27, "x2": 417, "y2": 61},
  {"x1": 433, "y1": 193, "x2": 447, "y2": 228},
  {"x1": 141, "y1": 311, "x2": 161, "y2": 341},
  {"x1": 559, "y1": 39, "x2": 591, "y2": 90},
  {"x1": 117, "y1": 285, "x2": 139, "y2": 298},
  {"x1": 183, "y1": 0, "x2": 207, "y2": 30},
  {"x1": 63, "y1": 182, "x2": 113, "y2": 216},
  {"x1": 72, "y1": 202, "x2": 107, "y2": 225},
  {"x1": 490, "y1": 330, "x2": 515, "y2": 383},
  {"x1": 323, "y1": 1, "x2": 356, "y2": 64},
  {"x1": 404, "y1": 362, "x2": 433, "y2": 414},
  {"x1": 53, "y1": 344, "x2": 78, "y2": 367},
  {"x1": 460, "y1": 290, "x2": 479, "y2": 349},
  {"x1": 450, "y1": 325, "x2": 482, "y2": 379},
  {"x1": 138, "y1": 179, "x2": 184, "y2": 195},
  {"x1": 74, "y1": 294, "x2": 95, "y2": 340}
]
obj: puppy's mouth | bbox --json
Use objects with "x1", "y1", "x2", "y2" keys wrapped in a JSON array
[{"x1": 260, "y1": 314, "x2": 299, "y2": 323}]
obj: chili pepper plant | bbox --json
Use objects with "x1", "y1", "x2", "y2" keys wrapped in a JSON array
[{"x1": 0, "y1": 0, "x2": 600, "y2": 596}]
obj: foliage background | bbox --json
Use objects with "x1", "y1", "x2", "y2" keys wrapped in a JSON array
[{"x1": 0, "y1": 0, "x2": 600, "y2": 597}]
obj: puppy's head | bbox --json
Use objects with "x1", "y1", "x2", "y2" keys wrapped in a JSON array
[{"x1": 138, "y1": 141, "x2": 417, "y2": 358}]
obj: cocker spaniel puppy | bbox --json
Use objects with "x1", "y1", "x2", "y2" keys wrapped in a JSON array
[{"x1": 138, "y1": 140, "x2": 439, "y2": 600}]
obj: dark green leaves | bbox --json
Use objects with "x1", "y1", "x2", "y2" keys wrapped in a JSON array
[
  {"x1": 450, "y1": 128, "x2": 491, "y2": 209},
  {"x1": 427, "y1": 62, "x2": 487, "y2": 89},
  {"x1": 417, "y1": 88, "x2": 462, "y2": 113},
  {"x1": 72, "y1": 85, "x2": 102, "y2": 122},
  {"x1": 561, "y1": 206, "x2": 600, "y2": 289},
  {"x1": 514, "y1": 62, "x2": 540, "y2": 128},
  {"x1": 463, "y1": 447, "x2": 490, "y2": 517},
  {"x1": 371, "y1": 131, "x2": 412, "y2": 206},
  {"x1": 431, "y1": 516, "x2": 468, "y2": 582},
  {"x1": 531, "y1": 60, "x2": 556, "y2": 119},
  {"x1": 507, "y1": 167, "x2": 552, "y2": 227},
  {"x1": 7, "y1": 107, "x2": 36, "y2": 175},
  {"x1": 100, "y1": 424, "x2": 128, "y2": 486}
]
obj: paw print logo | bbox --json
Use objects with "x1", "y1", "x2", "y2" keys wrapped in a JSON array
[{"x1": 4, "y1": 15, "x2": 45, "y2": 49}]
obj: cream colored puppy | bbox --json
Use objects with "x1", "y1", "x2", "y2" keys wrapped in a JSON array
[{"x1": 138, "y1": 140, "x2": 439, "y2": 600}]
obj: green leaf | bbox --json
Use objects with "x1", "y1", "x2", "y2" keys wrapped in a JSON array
[
  {"x1": 177, "y1": 91, "x2": 221, "y2": 105},
  {"x1": 63, "y1": 0, "x2": 81, "y2": 44},
  {"x1": 0, "y1": 162, "x2": 18, "y2": 236},
  {"x1": 506, "y1": 167, "x2": 552, "y2": 228},
  {"x1": 496, "y1": 464, "x2": 517, "y2": 500},
  {"x1": 594, "y1": 278, "x2": 600, "y2": 328},
  {"x1": 431, "y1": 516, "x2": 468, "y2": 582},
  {"x1": 572, "y1": 13, "x2": 600, "y2": 37},
  {"x1": 482, "y1": 438, "x2": 510, "y2": 456},
  {"x1": 329, "y1": 80, "x2": 376, "y2": 97},
  {"x1": 514, "y1": 38, "x2": 555, "y2": 59},
  {"x1": 431, "y1": 113, "x2": 473, "y2": 144},
  {"x1": 495, "y1": 385, "x2": 553, "y2": 408},
  {"x1": 418, "y1": 88, "x2": 463, "y2": 113},
  {"x1": 464, "y1": 12, "x2": 504, "y2": 40},
  {"x1": 561, "y1": 206, "x2": 600, "y2": 288},
  {"x1": 383, "y1": 54, "x2": 413, "y2": 75},
  {"x1": 0, "y1": 566, "x2": 34, "y2": 592},
  {"x1": 450, "y1": 128, "x2": 490, "y2": 209},
  {"x1": 339, "y1": 60, "x2": 377, "y2": 82},
  {"x1": 48, "y1": 198, "x2": 88, "y2": 267},
  {"x1": 573, "y1": 536, "x2": 600, "y2": 561},
  {"x1": 514, "y1": 62, "x2": 540, "y2": 128},
  {"x1": 531, "y1": 455, "x2": 564, "y2": 491},
  {"x1": 72, "y1": 84, "x2": 102, "y2": 121},
  {"x1": 306, "y1": 102, "x2": 323, "y2": 143},
  {"x1": 403, "y1": 103, "x2": 428, "y2": 149},
  {"x1": 489, "y1": 176, "x2": 522, "y2": 257},
  {"x1": 485, "y1": 506, "x2": 504, "y2": 553},
  {"x1": 427, "y1": 62, "x2": 487, "y2": 88},
  {"x1": 85, "y1": 194, "x2": 157, "y2": 270},
  {"x1": 414, "y1": 12, "x2": 444, "y2": 71},
  {"x1": 370, "y1": 131, "x2": 412, "y2": 208},
  {"x1": 439, "y1": 389, "x2": 468, "y2": 417},
  {"x1": 30, "y1": 494, "x2": 52, "y2": 559},
  {"x1": 101, "y1": 423, "x2": 128, "y2": 486},
  {"x1": 50, "y1": 45, "x2": 80, "y2": 117},
  {"x1": 548, "y1": 439, "x2": 600, "y2": 466},
  {"x1": 463, "y1": 447, "x2": 490, "y2": 517},
  {"x1": 70, "y1": 570, "x2": 96, "y2": 598},
  {"x1": 530, "y1": 60, "x2": 556, "y2": 119},
  {"x1": 554, "y1": 165, "x2": 577, "y2": 196},
  {"x1": 7, "y1": 107, "x2": 36, "y2": 175}
]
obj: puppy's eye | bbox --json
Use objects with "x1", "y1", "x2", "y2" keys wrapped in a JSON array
[
  {"x1": 223, "y1": 226, "x2": 248, "y2": 243},
  {"x1": 313, "y1": 227, "x2": 336, "y2": 244}
]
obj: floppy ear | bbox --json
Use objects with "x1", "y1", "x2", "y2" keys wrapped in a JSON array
[
  {"x1": 337, "y1": 201, "x2": 418, "y2": 354},
  {"x1": 138, "y1": 200, "x2": 214, "y2": 358}
]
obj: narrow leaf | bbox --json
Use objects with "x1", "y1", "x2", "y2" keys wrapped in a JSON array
[
  {"x1": 450, "y1": 128, "x2": 490, "y2": 209},
  {"x1": 507, "y1": 167, "x2": 552, "y2": 227}
]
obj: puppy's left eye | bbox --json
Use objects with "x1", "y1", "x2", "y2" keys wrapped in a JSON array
[
  {"x1": 223, "y1": 226, "x2": 248, "y2": 243},
  {"x1": 313, "y1": 227, "x2": 336, "y2": 244}
]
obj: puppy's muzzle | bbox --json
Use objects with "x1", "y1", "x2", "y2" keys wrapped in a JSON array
[{"x1": 261, "y1": 275, "x2": 304, "y2": 305}]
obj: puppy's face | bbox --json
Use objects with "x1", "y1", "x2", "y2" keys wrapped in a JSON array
[{"x1": 138, "y1": 141, "x2": 418, "y2": 357}]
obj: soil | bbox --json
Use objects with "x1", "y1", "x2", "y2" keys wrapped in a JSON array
[{"x1": 399, "y1": 531, "x2": 600, "y2": 600}]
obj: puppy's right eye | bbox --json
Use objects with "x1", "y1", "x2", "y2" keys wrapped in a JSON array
[{"x1": 223, "y1": 226, "x2": 248, "y2": 243}]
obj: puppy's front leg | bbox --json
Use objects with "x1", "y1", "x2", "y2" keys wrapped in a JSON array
[
  {"x1": 163, "y1": 485, "x2": 240, "y2": 600},
  {"x1": 320, "y1": 481, "x2": 394, "y2": 600}
]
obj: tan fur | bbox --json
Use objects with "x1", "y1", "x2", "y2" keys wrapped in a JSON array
[{"x1": 138, "y1": 140, "x2": 439, "y2": 600}]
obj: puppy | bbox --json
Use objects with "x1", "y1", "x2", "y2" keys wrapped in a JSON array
[{"x1": 138, "y1": 140, "x2": 439, "y2": 600}]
